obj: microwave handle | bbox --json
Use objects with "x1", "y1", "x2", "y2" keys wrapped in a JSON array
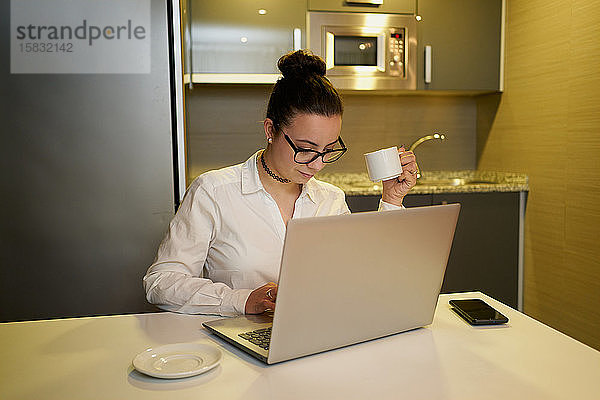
[
  {"x1": 424, "y1": 45, "x2": 432, "y2": 84},
  {"x1": 344, "y1": 0, "x2": 384, "y2": 4}
]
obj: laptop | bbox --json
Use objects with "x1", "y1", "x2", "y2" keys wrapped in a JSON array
[{"x1": 203, "y1": 203, "x2": 460, "y2": 364}]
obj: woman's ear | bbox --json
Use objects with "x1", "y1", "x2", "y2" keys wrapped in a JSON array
[{"x1": 263, "y1": 118, "x2": 275, "y2": 142}]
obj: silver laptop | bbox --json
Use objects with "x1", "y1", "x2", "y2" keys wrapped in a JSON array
[{"x1": 203, "y1": 203, "x2": 460, "y2": 364}]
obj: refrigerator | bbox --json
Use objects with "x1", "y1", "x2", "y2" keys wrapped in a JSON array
[{"x1": 0, "y1": 0, "x2": 186, "y2": 321}]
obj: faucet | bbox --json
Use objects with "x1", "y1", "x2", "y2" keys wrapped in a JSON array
[{"x1": 408, "y1": 133, "x2": 446, "y2": 179}]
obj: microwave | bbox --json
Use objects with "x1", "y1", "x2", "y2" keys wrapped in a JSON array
[{"x1": 308, "y1": 12, "x2": 416, "y2": 90}]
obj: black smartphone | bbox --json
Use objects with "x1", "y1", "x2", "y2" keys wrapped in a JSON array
[{"x1": 449, "y1": 299, "x2": 509, "y2": 325}]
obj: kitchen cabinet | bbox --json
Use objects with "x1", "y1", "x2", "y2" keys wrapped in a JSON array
[
  {"x1": 417, "y1": 0, "x2": 504, "y2": 91},
  {"x1": 308, "y1": 0, "x2": 415, "y2": 14},
  {"x1": 346, "y1": 193, "x2": 432, "y2": 211},
  {"x1": 189, "y1": 0, "x2": 305, "y2": 80},
  {"x1": 187, "y1": 0, "x2": 503, "y2": 89},
  {"x1": 346, "y1": 191, "x2": 523, "y2": 308}
]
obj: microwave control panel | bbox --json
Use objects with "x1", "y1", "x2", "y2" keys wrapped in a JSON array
[{"x1": 388, "y1": 29, "x2": 405, "y2": 77}]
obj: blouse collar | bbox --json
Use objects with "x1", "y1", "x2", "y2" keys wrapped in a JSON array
[{"x1": 241, "y1": 150, "x2": 321, "y2": 204}]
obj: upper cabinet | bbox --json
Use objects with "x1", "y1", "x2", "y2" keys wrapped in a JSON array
[
  {"x1": 417, "y1": 0, "x2": 504, "y2": 91},
  {"x1": 308, "y1": 0, "x2": 415, "y2": 14},
  {"x1": 189, "y1": 0, "x2": 306, "y2": 82},
  {"x1": 185, "y1": 0, "x2": 504, "y2": 91}
]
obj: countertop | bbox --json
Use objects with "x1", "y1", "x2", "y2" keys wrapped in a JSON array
[
  {"x1": 2, "y1": 292, "x2": 598, "y2": 400},
  {"x1": 316, "y1": 170, "x2": 529, "y2": 196}
]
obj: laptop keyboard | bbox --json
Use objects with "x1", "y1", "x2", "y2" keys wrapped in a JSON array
[{"x1": 238, "y1": 327, "x2": 271, "y2": 350}]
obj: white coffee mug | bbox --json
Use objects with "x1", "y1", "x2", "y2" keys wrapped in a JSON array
[{"x1": 364, "y1": 146, "x2": 403, "y2": 182}]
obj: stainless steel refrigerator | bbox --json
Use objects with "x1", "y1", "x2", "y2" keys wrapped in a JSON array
[{"x1": 0, "y1": 0, "x2": 186, "y2": 321}]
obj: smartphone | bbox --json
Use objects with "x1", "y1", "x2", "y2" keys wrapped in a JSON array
[{"x1": 449, "y1": 299, "x2": 509, "y2": 325}]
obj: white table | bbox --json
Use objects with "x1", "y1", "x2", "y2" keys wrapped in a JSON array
[{"x1": 1, "y1": 292, "x2": 599, "y2": 400}]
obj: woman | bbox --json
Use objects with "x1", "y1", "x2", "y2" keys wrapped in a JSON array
[{"x1": 143, "y1": 50, "x2": 418, "y2": 316}]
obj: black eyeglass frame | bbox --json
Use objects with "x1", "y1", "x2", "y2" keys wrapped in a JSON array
[{"x1": 282, "y1": 132, "x2": 348, "y2": 164}]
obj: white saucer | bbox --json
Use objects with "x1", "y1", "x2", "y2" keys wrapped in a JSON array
[{"x1": 133, "y1": 343, "x2": 222, "y2": 379}]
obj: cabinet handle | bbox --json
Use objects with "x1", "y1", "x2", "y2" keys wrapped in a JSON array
[
  {"x1": 294, "y1": 28, "x2": 301, "y2": 51},
  {"x1": 424, "y1": 45, "x2": 432, "y2": 84}
]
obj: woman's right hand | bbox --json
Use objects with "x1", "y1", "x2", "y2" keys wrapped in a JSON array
[{"x1": 245, "y1": 282, "x2": 278, "y2": 314}]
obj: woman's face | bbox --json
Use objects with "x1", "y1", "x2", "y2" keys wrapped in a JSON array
[{"x1": 268, "y1": 113, "x2": 342, "y2": 184}]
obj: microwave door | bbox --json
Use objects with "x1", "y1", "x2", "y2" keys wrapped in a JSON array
[{"x1": 324, "y1": 29, "x2": 386, "y2": 75}]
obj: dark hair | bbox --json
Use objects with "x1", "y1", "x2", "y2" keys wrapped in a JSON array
[{"x1": 266, "y1": 50, "x2": 343, "y2": 131}]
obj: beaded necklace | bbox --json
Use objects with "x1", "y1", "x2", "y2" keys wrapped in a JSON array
[{"x1": 260, "y1": 152, "x2": 291, "y2": 184}]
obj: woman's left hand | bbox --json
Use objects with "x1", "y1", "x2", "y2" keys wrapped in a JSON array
[{"x1": 381, "y1": 146, "x2": 418, "y2": 206}]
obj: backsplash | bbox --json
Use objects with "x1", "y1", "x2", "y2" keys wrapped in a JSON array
[{"x1": 185, "y1": 85, "x2": 477, "y2": 184}]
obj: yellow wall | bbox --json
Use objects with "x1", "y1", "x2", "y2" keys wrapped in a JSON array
[{"x1": 477, "y1": 0, "x2": 600, "y2": 349}]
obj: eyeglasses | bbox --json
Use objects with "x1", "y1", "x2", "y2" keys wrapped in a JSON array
[{"x1": 282, "y1": 132, "x2": 347, "y2": 164}]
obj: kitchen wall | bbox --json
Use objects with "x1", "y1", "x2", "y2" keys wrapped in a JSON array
[
  {"x1": 477, "y1": 0, "x2": 600, "y2": 349},
  {"x1": 186, "y1": 85, "x2": 477, "y2": 183}
]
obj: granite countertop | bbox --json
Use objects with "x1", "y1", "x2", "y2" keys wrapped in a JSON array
[{"x1": 316, "y1": 170, "x2": 529, "y2": 196}]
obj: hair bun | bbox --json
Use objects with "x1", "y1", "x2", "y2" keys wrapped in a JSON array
[{"x1": 278, "y1": 50, "x2": 326, "y2": 79}]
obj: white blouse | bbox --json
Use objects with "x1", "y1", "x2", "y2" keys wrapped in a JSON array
[{"x1": 143, "y1": 151, "x2": 399, "y2": 316}]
